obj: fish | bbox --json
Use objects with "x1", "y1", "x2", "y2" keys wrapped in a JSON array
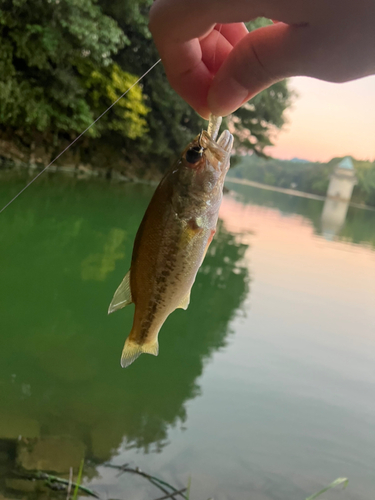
[{"x1": 108, "y1": 115, "x2": 233, "y2": 368}]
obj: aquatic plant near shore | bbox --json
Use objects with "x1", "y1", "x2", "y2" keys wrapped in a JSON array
[{"x1": 15, "y1": 463, "x2": 348, "y2": 500}]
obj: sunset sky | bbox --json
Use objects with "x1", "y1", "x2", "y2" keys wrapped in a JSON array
[{"x1": 266, "y1": 75, "x2": 375, "y2": 163}]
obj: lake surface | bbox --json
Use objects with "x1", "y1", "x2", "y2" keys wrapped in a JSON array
[{"x1": 0, "y1": 172, "x2": 374, "y2": 500}]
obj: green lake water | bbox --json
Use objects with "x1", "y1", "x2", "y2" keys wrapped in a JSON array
[{"x1": 0, "y1": 172, "x2": 374, "y2": 500}]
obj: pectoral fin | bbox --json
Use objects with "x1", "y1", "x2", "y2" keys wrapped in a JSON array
[
  {"x1": 177, "y1": 290, "x2": 191, "y2": 310},
  {"x1": 108, "y1": 271, "x2": 132, "y2": 314},
  {"x1": 201, "y1": 229, "x2": 216, "y2": 264}
]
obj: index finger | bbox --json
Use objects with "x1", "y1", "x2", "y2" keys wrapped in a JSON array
[
  {"x1": 156, "y1": 38, "x2": 213, "y2": 118},
  {"x1": 149, "y1": 1, "x2": 217, "y2": 117},
  {"x1": 149, "y1": 0, "x2": 262, "y2": 117}
]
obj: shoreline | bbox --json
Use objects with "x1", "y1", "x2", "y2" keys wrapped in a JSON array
[
  {"x1": 225, "y1": 176, "x2": 375, "y2": 211},
  {"x1": 1, "y1": 162, "x2": 374, "y2": 212},
  {"x1": 0, "y1": 159, "x2": 160, "y2": 187}
]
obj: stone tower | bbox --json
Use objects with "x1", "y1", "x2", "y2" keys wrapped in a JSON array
[
  {"x1": 321, "y1": 157, "x2": 357, "y2": 239},
  {"x1": 326, "y1": 156, "x2": 357, "y2": 201}
]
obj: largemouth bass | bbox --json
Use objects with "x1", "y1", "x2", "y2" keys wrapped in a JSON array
[{"x1": 109, "y1": 116, "x2": 233, "y2": 368}]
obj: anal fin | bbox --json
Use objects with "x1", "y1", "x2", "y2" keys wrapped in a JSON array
[
  {"x1": 177, "y1": 291, "x2": 191, "y2": 310},
  {"x1": 108, "y1": 271, "x2": 132, "y2": 314},
  {"x1": 121, "y1": 337, "x2": 159, "y2": 368}
]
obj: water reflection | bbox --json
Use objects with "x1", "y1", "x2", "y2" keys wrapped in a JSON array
[
  {"x1": 226, "y1": 179, "x2": 375, "y2": 248},
  {"x1": 1, "y1": 174, "x2": 375, "y2": 500},
  {"x1": 0, "y1": 174, "x2": 250, "y2": 497},
  {"x1": 321, "y1": 198, "x2": 350, "y2": 239}
]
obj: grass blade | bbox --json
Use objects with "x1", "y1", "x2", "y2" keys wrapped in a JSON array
[
  {"x1": 305, "y1": 478, "x2": 349, "y2": 500},
  {"x1": 153, "y1": 487, "x2": 187, "y2": 500},
  {"x1": 73, "y1": 459, "x2": 84, "y2": 500},
  {"x1": 67, "y1": 467, "x2": 73, "y2": 500},
  {"x1": 186, "y1": 476, "x2": 191, "y2": 500}
]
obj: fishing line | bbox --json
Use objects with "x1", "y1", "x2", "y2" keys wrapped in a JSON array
[{"x1": 0, "y1": 58, "x2": 161, "y2": 215}]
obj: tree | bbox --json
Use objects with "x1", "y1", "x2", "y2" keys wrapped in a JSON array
[{"x1": 0, "y1": 0, "x2": 149, "y2": 141}]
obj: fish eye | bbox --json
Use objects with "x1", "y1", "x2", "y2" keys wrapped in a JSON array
[{"x1": 186, "y1": 146, "x2": 203, "y2": 164}]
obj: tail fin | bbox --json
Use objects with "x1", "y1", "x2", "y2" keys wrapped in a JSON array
[{"x1": 121, "y1": 337, "x2": 159, "y2": 368}]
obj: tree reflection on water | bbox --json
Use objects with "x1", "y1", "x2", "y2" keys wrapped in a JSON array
[
  {"x1": 228, "y1": 181, "x2": 375, "y2": 247},
  {"x1": 0, "y1": 174, "x2": 250, "y2": 497}
]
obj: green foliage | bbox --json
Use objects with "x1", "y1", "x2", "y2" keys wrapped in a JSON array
[
  {"x1": 0, "y1": 0, "x2": 148, "y2": 141},
  {"x1": 76, "y1": 60, "x2": 149, "y2": 139},
  {"x1": 353, "y1": 159, "x2": 375, "y2": 206},
  {"x1": 229, "y1": 155, "x2": 375, "y2": 206}
]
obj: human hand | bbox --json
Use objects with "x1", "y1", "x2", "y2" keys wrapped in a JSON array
[{"x1": 149, "y1": 0, "x2": 375, "y2": 119}]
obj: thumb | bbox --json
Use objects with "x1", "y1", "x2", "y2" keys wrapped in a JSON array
[{"x1": 207, "y1": 22, "x2": 314, "y2": 116}]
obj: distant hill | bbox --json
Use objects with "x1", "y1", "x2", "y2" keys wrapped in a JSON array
[{"x1": 228, "y1": 154, "x2": 375, "y2": 207}]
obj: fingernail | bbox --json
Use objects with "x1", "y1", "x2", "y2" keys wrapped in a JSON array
[{"x1": 208, "y1": 76, "x2": 249, "y2": 116}]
